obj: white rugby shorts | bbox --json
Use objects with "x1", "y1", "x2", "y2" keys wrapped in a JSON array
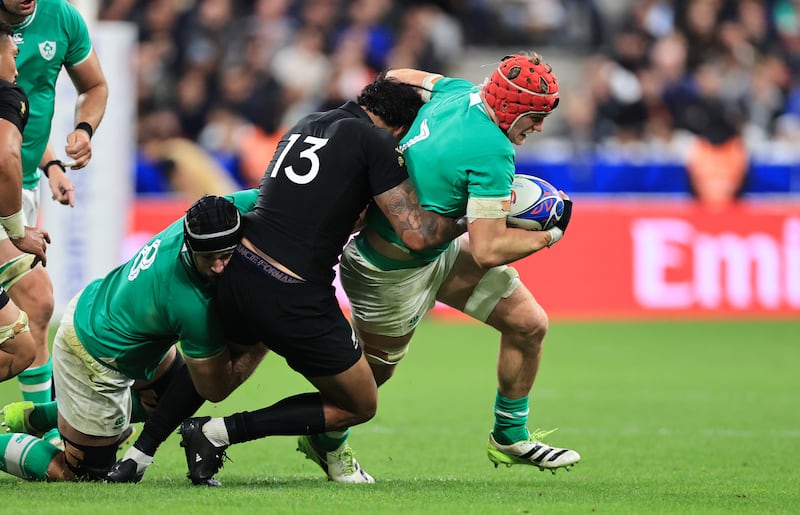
[
  {"x1": 339, "y1": 237, "x2": 461, "y2": 337},
  {"x1": 52, "y1": 292, "x2": 133, "y2": 437}
]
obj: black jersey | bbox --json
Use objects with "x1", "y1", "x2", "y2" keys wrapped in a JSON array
[
  {"x1": 244, "y1": 101, "x2": 408, "y2": 284},
  {"x1": 0, "y1": 80, "x2": 29, "y2": 133}
]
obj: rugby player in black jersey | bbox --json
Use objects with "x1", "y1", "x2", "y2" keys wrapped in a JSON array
[
  {"x1": 177, "y1": 74, "x2": 466, "y2": 485},
  {"x1": 0, "y1": 19, "x2": 49, "y2": 382}
]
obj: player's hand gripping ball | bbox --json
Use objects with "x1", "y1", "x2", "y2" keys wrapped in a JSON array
[{"x1": 507, "y1": 174, "x2": 565, "y2": 231}]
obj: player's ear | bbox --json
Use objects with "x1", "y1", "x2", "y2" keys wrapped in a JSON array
[
  {"x1": 392, "y1": 125, "x2": 411, "y2": 141},
  {"x1": 392, "y1": 125, "x2": 409, "y2": 140}
]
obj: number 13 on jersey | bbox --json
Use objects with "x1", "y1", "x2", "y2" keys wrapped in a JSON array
[{"x1": 270, "y1": 134, "x2": 329, "y2": 185}]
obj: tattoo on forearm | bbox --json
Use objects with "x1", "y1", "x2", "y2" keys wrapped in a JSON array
[
  {"x1": 388, "y1": 181, "x2": 464, "y2": 247},
  {"x1": 387, "y1": 182, "x2": 423, "y2": 231}
]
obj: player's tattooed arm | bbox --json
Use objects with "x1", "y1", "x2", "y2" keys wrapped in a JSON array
[{"x1": 375, "y1": 179, "x2": 466, "y2": 251}]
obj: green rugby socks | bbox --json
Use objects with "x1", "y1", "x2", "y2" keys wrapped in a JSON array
[
  {"x1": 0, "y1": 433, "x2": 60, "y2": 481},
  {"x1": 311, "y1": 430, "x2": 349, "y2": 452},
  {"x1": 28, "y1": 400, "x2": 58, "y2": 434},
  {"x1": 493, "y1": 391, "x2": 530, "y2": 445},
  {"x1": 17, "y1": 358, "x2": 53, "y2": 403}
]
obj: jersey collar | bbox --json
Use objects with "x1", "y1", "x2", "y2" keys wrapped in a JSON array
[
  {"x1": 339, "y1": 101, "x2": 372, "y2": 123},
  {"x1": 10, "y1": 5, "x2": 37, "y2": 31}
]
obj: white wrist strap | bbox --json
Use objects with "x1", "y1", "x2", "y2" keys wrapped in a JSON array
[
  {"x1": 0, "y1": 209, "x2": 25, "y2": 240},
  {"x1": 420, "y1": 74, "x2": 442, "y2": 102},
  {"x1": 546, "y1": 227, "x2": 563, "y2": 247}
]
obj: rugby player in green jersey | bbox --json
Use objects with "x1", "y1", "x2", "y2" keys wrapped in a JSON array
[
  {"x1": 0, "y1": 0, "x2": 109, "y2": 405},
  {"x1": 0, "y1": 192, "x2": 266, "y2": 481},
  {"x1": 308, "y1": 53, "x2": 580, "y2": 480},
  {"x1": 0, "y1": 19, "x2": 48, "y2": 382}
]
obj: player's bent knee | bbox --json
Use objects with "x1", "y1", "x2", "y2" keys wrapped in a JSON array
[
  {"x1": 8, "y1": 266, "x2": 54, "y2": 315},
  {"x1": 349, "y1": 387, "x2": 378, "y2": 422},
  {"x1": 355, "y1": 402, "x2": 377, "y2": 424},
  {"x1": 511, "y1": 298, "x2": 549, "y2": 339},
  {"x1": 464, "y1": 266, "x2": 521, "y2": 322},
  {"x1": 61, "y1": 436, "x2": 119, "y2": 481},
  {"x1": 345, "y1": 390, "x2": 378, "y2": 424},
  {"x1": 23, "y1": 286, "x2": 55, "y2": 323}
]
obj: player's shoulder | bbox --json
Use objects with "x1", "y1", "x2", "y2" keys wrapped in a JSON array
[
  {"x1": 37, "y1": 0, "x2": 91, "y2": 46},
  {"x1": 330, "y1": 109, "x2": 395, "y2": 147},
  {"x1": 350, "y1": 121, "x2": 399, "y2": 158},
  {"x1": 434, "y1": 77, "x2": 476, "y2": 95},
  {"x1": 327, "y1": 105, "x2": 372, "y2": 131},
  {"x1": 0, "y1": 80, "x2": 25, "y2": 102},
  {"x1": 131, "y1": 220, "x2": 185, "y2": 272},
  {"x1": 291, "y1": 106, "x2": 360, "y2": 141},
  {"x1": 44, "y1": 0, "x2": 84, "y2": 17},
  {"x1": 0, "y1": 80, "x2": 29, "y2": 129}
]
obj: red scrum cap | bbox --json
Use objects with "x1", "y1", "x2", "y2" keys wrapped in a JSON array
[{"x1": 483, "y1": 53, "x2": 560, "y2": 133}]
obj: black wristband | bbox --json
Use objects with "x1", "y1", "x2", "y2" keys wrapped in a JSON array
[
  {"x1": 41, "y1": 159, "x2": 65, "y2": 178},
  {"x1": 75, "y1": 121, "x2": 93, "y2": 139}
]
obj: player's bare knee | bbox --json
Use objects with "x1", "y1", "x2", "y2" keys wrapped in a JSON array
[
  {"x1": 515, "y1": 302, "x2": 549, "y2": 340},
  {"x1": 39, "y1": 294, "x2": 54, "y2": 319},
  {"x1": 357, "y1": 400, "x2": 377, "y2": 424},
  {"x1": 349, "y1": 390, "x2": 378, "y2": 424},
  {"x1": 332, "y1": 400, "x2": 375, "y2": 428},
  {"x1": 26, "y1": 294, "x2": 54, "y2": 327}
]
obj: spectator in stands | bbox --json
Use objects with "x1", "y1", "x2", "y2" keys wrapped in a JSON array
[
  {"x1": 682, "y1": 60, "x2": 749, "y2": 206},
  {"x1": 337, "y1": 0, "x2": 395, "y2": 72},
  {"x1": 137, "y1": 108, "x2": 239, "y2": 198},
  {"x1": 95, "y1": 0, "x2": 800, "y2": 198},
  {"x1": 271, "y1": 25, "x2": 332, "y2": 126}
]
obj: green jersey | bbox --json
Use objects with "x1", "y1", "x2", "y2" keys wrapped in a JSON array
[
  {"x1": 359, "y1": 77, "x2": 515, "y2": 269},
  {"x1": 72, "y1": 189, "x2": 258, "y2": 380},
  {"x1": 12, "y1": 0, "x2": 92, "y2": 189}
]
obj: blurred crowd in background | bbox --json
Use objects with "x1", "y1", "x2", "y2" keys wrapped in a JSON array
[{"x1": 94, "y1": 0, "x2": 800, "y2": 203}]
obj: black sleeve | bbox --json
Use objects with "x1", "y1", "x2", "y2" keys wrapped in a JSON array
[
  {"x1": 365, "y1": 125, "x2": 409, "y2": 196},
  {"x1": 0, "y1": 82, "x2": 28, "y2": 133}
]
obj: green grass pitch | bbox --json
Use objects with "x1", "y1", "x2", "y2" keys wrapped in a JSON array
[{"x1": 2, "y1": 319, "x2": 799, "y2": 514}]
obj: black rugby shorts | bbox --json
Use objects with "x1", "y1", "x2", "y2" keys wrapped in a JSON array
[{"x1": 216, "y1": 251, "x2": 361, "y2": 377}]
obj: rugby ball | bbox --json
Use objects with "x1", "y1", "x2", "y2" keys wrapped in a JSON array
[{"x1": 508, "y1": 174, "x2": 564, "y2": 231}]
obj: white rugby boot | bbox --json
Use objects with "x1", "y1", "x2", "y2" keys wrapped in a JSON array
[
  {"x1": 297, "y1": 435, "x2": 375, "y2": 484},
  {"x1": 488, "y1": 429, "x2": 581, "y2": 474}
]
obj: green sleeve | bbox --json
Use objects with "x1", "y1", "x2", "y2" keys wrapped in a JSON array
[
  {"x1": 63, "y1": 2, "x2": 92, "y2": 66},
  {"x1": 225, "y1": 188, "x2": 259, "y2": 215},
  {"x1": 173, "y1": 297, "x2": 227, "y2": 360}
]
